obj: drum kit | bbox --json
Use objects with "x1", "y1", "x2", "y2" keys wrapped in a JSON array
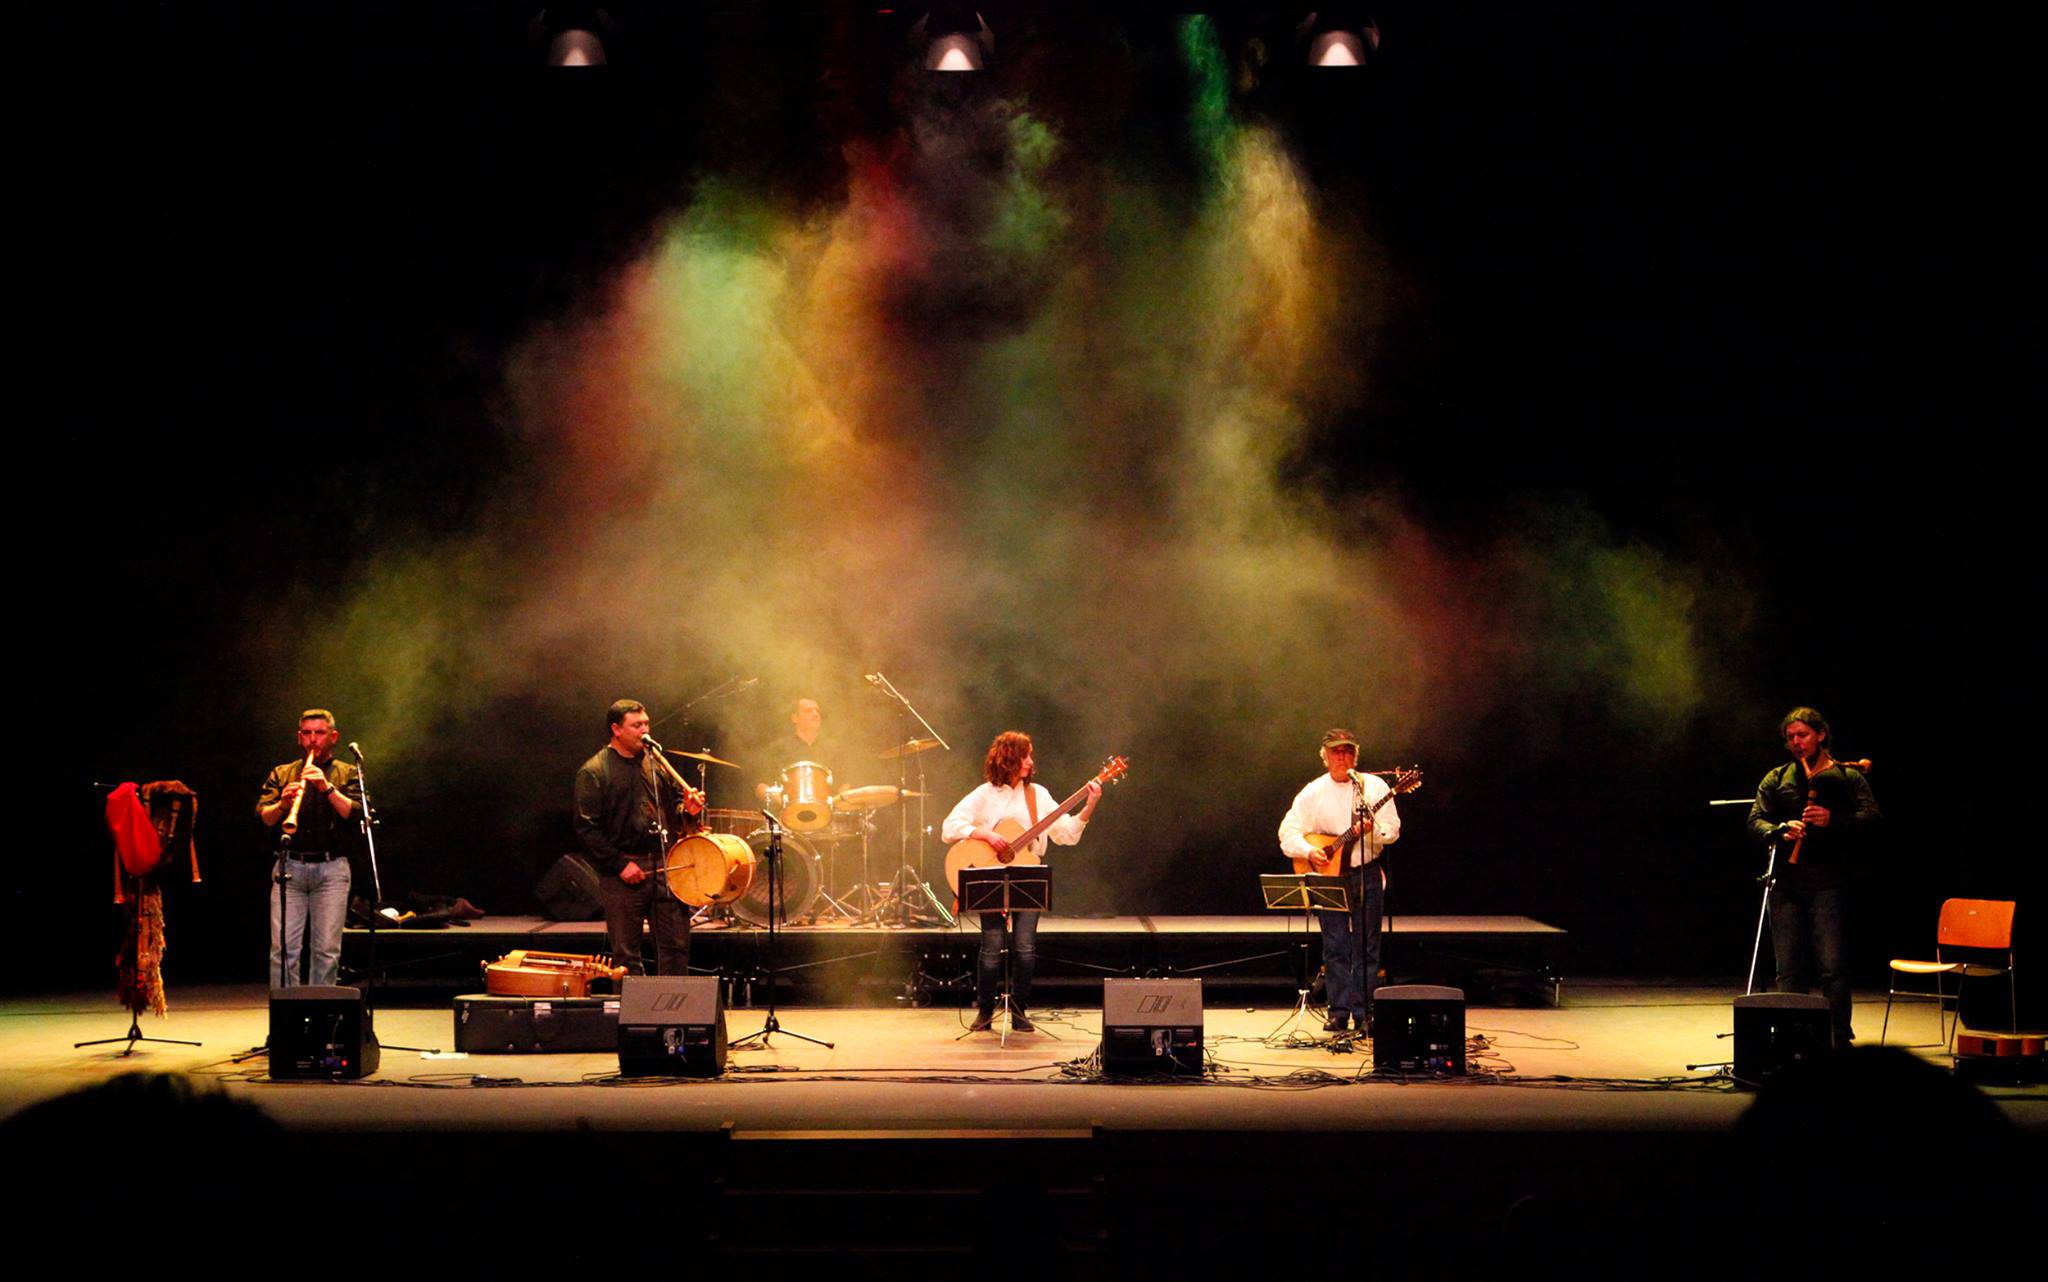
[{"x1": 662, "y1": 740, "x2": 943, "y2": 927}]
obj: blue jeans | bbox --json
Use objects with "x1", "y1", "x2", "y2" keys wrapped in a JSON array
[
  {"x1": 1770, "y1": 879, "x2": 1851, "y2": 1043},
  {"x1": 977, "y1": 910, "x2": 1040, "y2": 1014},
  {"x1": 1318, "y1": 863, "x2": 1385, "y2": 1022},
  {"x1": 270, "y1": 857, "x2": 351, "y2": 987}
]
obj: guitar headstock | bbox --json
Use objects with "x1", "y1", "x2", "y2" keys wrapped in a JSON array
[
  {"x1": 1097, "y1": 755, "x2": 1130, "y2": 786},
  {"x1": 1390, "y1": 766, "x2": 1423, "y2": 795}
]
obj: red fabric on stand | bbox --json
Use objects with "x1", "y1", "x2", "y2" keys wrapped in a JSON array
[{"x1": 106, "y1": 782, "x2": 164, "y2": 880}]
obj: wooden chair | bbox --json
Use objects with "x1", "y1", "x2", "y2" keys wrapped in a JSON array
[{"x1": 1881, "y1": 898, "x2": 2018, "y2": 1051}]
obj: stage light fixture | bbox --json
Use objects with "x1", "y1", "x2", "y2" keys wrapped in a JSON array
[
  {"x1": 532, "y1": 4, "x2": 615, "y2": 66},
  {"x1": 1299, "y1": 8, "x2": 1381, "y2": 67},
  {"x1": 914, "y1": 4, "x2": 993, "y2": 72}
]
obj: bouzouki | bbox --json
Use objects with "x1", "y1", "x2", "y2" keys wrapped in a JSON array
[
  {"x1": 944, "y1": 756, "x2": 1130, "y2": 895},
  {"x1": 1290, "y1": 767, "x2": 1423, "y2": 875}
]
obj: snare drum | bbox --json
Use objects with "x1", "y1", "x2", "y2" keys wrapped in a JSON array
[
  {"x1": 664, "y1": 831, "x2": 756, "y2": 906},
  {"x1": 779, "y1": 760, "x2": 834, "y2": 832}
]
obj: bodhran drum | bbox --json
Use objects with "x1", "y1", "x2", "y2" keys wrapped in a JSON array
[
  {"x1": 779, "y1": 761, "x2": 834, "y2": 832},
  {"x1": 665, "y1": 831, "x2": 755, "y2": 906},
  {"x1": 731, "y1": 829, "x2": 823, "y2": 926}
]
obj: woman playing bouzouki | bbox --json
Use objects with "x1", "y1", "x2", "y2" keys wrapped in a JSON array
[{"x1": 942, "y1": 732, "x2": 1105, "y2": 1033}]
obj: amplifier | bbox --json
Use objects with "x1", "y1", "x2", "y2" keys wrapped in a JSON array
[
  {"x1": 1101, "y1": 978, "x2": 1204, "y2": 1075},
  {"x1": 617, "y1": 976, "x2": 727, "y2": 1077},
  {"x1": 1374, "y1": 984, "x2": 1466, "y2": 1075},
  {"x1": 1732, "y1": 993, "x2": 1831, "y2": 1085},
  {"x1": 268, "y1": 986, "x2": 381, "y2": 1080}
]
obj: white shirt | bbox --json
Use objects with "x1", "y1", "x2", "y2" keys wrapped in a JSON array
[
  {"x1": 942, "y1": 781, "x2": 1087, "y2": 860},
  {"x1": 1278, "y1": 772, "x2": 1400, "y2": 868}
]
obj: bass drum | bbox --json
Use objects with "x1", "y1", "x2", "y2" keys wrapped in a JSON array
[
  {"x1": 730, "y1": 829, "x2": 823, "y2": 927},
  {"x1": 665, "y1": 832, "x2": 755, "y2": 907}
]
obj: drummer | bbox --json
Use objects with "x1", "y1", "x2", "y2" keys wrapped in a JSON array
[{"x1": 756, "y1": 697, "x2": 837, "y2": 804}]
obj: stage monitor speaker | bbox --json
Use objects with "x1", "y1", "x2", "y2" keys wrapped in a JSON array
[
  {"x1": 1101, "y1": 977, "x2": 1204, "y2": 1075},
  {"x1": 1374, "y1": 984, "x2": 1466, "y2": 1075},
  {"x1": 535, "y1": 853, "x2": 603, "y2": 921},
  {"x1": 618, "y1": 976, "x2": 727, "y2": 1078},
  {"x1": 1732, "y1": 993, "x2": 1830, "y2": 1084},
  {"x1": 268, "y1": 986, "x2": 380, "y2": 1080}
]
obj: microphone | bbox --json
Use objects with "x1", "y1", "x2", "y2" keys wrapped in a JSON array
[
  {"x1": 642, "y1": 734, "x2": 666, "y2": 753},
  {"x1": 348, "y1": 742, "x2": 365, "y2": 761},
  {"x1": 737, "y1": 676, "x2": 760, "y2": 691},
  {"x1": 864, "y1": 673, "x2": 883, "y2": 686}
]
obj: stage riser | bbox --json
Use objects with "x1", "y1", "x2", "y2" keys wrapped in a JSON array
[{"x1": 344, "y1": 921, "x2": 1565, "y2": 1008}]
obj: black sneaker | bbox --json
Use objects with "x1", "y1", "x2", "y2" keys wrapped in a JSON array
[
  {"x1": 969, "y1": 1010, "x2": 995, "y2": 1031},
  {"x1": 1323, "y1": 1013, "x2": 1348, "y2": 1033},
  {"x1": 1010, "y1": 1013, "x2": 1037, "y2": 1033}
]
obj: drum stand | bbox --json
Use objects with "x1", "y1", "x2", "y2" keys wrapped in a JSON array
[{"x1": 729, "y1": 813, "x2": 834, "y2": 1051}]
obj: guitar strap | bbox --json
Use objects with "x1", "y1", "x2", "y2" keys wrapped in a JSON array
[{"x1": 1024, "y1": 784, "x2": 1040, "y2": 856}]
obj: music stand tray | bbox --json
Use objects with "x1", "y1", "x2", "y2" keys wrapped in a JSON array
[
  {"x1": 1260, "y1": 873, "x2": 1350, "y2": 1043},
  {"x1": 957, "y1": 865, "x2": 1052, "y2": 915},
  {"x1": 1261, "y1": 873, "x2": 1348, "y2": 913}
]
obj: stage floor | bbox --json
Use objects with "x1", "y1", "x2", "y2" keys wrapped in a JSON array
[
  {"x1": 6, "y1": 980, "x2": 2038, "y2": 1132},
  {"x1": 9, "y1": 982, "x2": 2040, "y2": 1271}
]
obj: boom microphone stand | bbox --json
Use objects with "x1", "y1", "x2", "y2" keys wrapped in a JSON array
[{"x1": 865, "y1": 671, "x2": 953, "y2": 926}]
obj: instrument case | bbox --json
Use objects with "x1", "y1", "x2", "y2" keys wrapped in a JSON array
[{"x1": 453, "y1": 992, "x2": 620, "y2": 1054}]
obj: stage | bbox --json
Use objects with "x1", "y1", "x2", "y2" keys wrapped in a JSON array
[{"x1": 5, "y1": 981, "x2": 2039, "y2": 1271}]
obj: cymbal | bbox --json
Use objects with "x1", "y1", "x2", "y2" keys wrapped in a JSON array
[
  {"x1": 834, "y1": 785, "x2": 903, "y2": 811},
  {"x1": 833, "y1": 785, "x2": 930, "y2": 810},
  {"x1": 668, "y1": 747, "x2": 741, "y2": 769},
  {"x1": 879, "y1": 737, "x2": 941, "y2": 759}
]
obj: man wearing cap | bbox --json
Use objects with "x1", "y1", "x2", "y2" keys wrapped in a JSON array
[{"x1": 1278, "y1": 729, "x2": 1402, "y2": 1034}]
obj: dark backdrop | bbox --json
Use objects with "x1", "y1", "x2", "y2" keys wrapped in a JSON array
[{"x1": 27, "y1": 3, "x2": 2019, "y2": 999}]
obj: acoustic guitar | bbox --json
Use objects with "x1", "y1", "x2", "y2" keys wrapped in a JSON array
[
  {"x1": 944, "y1": 756, "x2": 1130, "y2": 895},
  {"x1": 1290, "y1": 767, "x2": 1423, "y2": 874}
]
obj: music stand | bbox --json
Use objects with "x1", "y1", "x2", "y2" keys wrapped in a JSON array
[
  {"x1": 955, "y1": 864, "x2": 1052, "y2": 1045},
  {"x1": 1261, "y1": 873, "x2": 1349, "y2": 1042}
]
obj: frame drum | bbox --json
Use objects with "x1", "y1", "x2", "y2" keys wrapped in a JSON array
[
  {"x1": 665, "y1": 831, "x2": 756, "y2": 906},
  {"x1": 731, "y1": 829, "x2": 823, "y2": 926},
  {"x1": 779, "y1": 761, "x2": 834, "y2": 832}
]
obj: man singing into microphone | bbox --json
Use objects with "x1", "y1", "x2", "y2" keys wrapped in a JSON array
[
  {"x1": 256, "y1": 708, "x2": 361, "y2": 987},
  {"x1": 1747, "y1": 706, "x2": 1879, "y2": 1047},
  {"x1": 574, "y1": 699, "x2": 699, "y2": 976},
  {"x1": 1278, "y1": 729, "x2": 1401, "y2": 1035}
]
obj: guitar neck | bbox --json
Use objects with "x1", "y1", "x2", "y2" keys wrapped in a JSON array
[{"x1": 1008, "y1": 781, "x2": 1090, "y2": 852}]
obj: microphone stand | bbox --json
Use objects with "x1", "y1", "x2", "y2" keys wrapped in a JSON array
[
  {"x1": 349, "y1": 745, "x2": 430, "y2": 1056},
  {"x1": 728, "y1": 810, "x2": 834, "y2": 1051},
  {"x1": 867, "y1": 671, "x2": 952, "y2": 926}
]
